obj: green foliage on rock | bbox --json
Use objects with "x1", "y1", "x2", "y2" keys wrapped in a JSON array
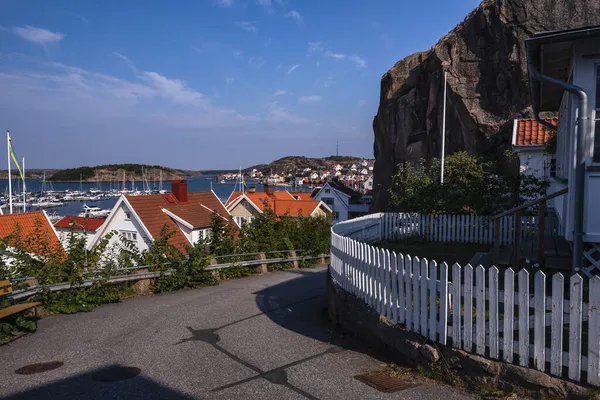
[{"x1": 389, "y1": 151, "x2": 550, "y2": 215}]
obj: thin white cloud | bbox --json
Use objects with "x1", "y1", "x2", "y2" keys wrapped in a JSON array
[
  {"x1": 234, "y1": 21, "x2": 257, "y2": 33},
  {"x1": 112, "y1": 52, "x2": 138, "y2": 73},
  {"x1": 226, "y1": 77, "x2": 234, "y2": 89},
  {"x1": 285, "y1": 10, "x2": 303, "y2": 24},
  {"x1": 216, "y1": 0, "x2": 234, "y2": 6},
  {"x1": 308, "y1": 41, "x2": 325, "y2": 54},
  {"x1": 275, "y1": 63, "x2": 283, "y2": 72},
  {"x1": 274, "y1": 89, "x2": 287, "y2": 96},
  {"x1": 286, "y1": 64, "x2": 301, "y2": 75},
  {"x1": 268, "y1": 101, "x2": 311, "y2": 125},
  {"x1": 325, "y1": 50, "x2": 345, "y2": 59},
  {"x1": 77, "y1": 15, "x2": 89, "y2": 24},
  {"x1": 349, "y1": 54, "x2": 367, "y2": 69},
  {"x1": 232, "y1": 49, "x2": 243, "y2": 59},
  {"x1": 257, "y1": 0, "x2": 272, "y2": 5},
  {"x1": 299, "y1": 95, "x2": 321, "y2": 103},
  {"x1": 141, "y1": 72, "x2": 204, "y2": 105},
  {"x1": 10, "y1": 26, "x2": 65, "y2": 45},
  {"x1": 249, "y1": 56, "x2": 266, "y2": 69}
]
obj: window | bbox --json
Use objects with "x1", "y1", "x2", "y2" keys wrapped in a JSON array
[
  {"x1": 234, "y1": 216, "x2": 245, "y2": 227},
  {"x1": 322, "y1": 198, "x2": 334, "y2": 206},
  {"x1": 125, "y1": 212, "x2": 131, "y2": 221},
  {"x1": 595, "y1": 65, "x2": 600, "y2": 162},
  {"x1": 324, "y1": 188, "x2": 330, "y2": 193},
  {"x1": 334, "y1": 212, "x2": 340, "y2": 220},
  {"x1": 121, "y1": 231, "x2": 137, "y2": 241}
]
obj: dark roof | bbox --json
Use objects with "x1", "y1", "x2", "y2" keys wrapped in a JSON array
[
  {"x1": 328, "y1": 181, "x2": 362, "y2": 201},
  {"x1": 526, "y1": 25, "x2": 600, "y2": 111},
  {"x1": 54, "y1": 216, "x2": 106, "y2": 231}
]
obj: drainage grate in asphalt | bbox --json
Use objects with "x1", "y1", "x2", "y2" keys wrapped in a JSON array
[
  {"x1": 354, "y1": 372, "x2": 418, "y2": 393},
  {"x1": 15, "y1": 361, "x2": 64, "y2": 375},
  {"x1": 91, "y1": 366, "x2": 141, "y2": 382}
]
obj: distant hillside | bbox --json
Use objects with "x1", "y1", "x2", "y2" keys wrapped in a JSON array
[
  {"x1": 246, "y1": 156, "x2": 371, "y2": 175},
  {"x1": 48, "y1": 164, "x2": 202, "y2": 182}
]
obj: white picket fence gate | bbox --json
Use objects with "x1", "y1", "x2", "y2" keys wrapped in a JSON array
[{"x1": 330, "y1": 216, "x2": 600, "y2": 386}]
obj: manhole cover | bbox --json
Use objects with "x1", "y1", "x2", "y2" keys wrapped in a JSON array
[
  {"x1": 354, "y1": 372, "x2": 418, "y2": 393},
  {"x1": 92, "y1": 366, "x2": 141, "y2": 382},
  {"x1": 15, "y1": 361, "x2": 64, "y2": 375}
]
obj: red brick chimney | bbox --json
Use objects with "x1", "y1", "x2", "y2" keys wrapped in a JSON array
[
  {"x1": 264, "y1": 184, "x2": 274, "y2": 196},
  {"x1": 171, "y1": 179, "x2": 188, "y2": 202}
]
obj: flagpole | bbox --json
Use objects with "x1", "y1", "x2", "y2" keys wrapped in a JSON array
[
  {"x1": 22, "y1": 157, "x2": 26, "y2": 213},
  {"x1": 7, "y1": 131, "x2": 12, "y2": 214}
]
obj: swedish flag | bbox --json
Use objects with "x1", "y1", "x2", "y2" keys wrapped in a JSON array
[{"x1": 7, "y1": 131, "x2": 25, "y2": 190}]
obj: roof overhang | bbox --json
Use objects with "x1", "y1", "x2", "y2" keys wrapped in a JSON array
[{"x1": 526, "y1": 25, "x2": 600, "y2": 112}]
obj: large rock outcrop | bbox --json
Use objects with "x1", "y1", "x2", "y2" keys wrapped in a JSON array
[{"x1": 371, "y1": 0, "x2": 600, "y2": 211}]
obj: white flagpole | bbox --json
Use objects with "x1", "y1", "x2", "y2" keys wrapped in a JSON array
[
  {"x1": 7, "y1": 131, "x2": 12, "y2": 214},
  {"x1": 22, "y1": 157, "x2": 26, "y2": 213}
]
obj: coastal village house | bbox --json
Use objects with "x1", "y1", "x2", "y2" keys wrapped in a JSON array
[
  {"x1": 526, "y1": 24, "x2": 600, "y2": 271},
  {"x1": 225, "y1": 185, "x2": 331, "y2": 226},
  {"x1": 88, "y1": 180, "x2": 235, "y2": 253},
  {"x1": 54, "y1": 216, "x2": 106, "y2": 248},
  {"x1": 0, "y1": 211, "x2": 64, "y2": 264},
  {"x1": 311, "y1": 181, "x2": 370, "y2": 224},
  {"x1": 511, "y1": 117, "x2": 557, "y2": 180}
]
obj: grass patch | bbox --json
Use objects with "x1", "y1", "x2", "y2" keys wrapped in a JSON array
[{"x1": 375, "y1": 239, "x2": 490, "y2": 265}]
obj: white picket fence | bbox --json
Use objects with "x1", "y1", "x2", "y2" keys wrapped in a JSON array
[
  {"x1": 380, "y1": 213, "x2": 540, "y2": 245},
  {"x1": 330, "y1": 220, "x2": 600, "y2": 386}
]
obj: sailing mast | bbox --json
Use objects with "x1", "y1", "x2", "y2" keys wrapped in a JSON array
[
  {"x1": 22, "y1": 157, "x2": 25, "y2": 212},
  {"x1": 7, "y1": 131, "x2": 12, "y2": 214}
]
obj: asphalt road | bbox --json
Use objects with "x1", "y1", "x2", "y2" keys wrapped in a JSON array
[{"x1": 0, "y1": 266, "x2": 473, "y2": 399}]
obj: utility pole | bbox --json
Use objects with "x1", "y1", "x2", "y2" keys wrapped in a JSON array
[
  {"x1": 440, "y1": 60, "x2": 450, "y2": 184},
  {"x1": 336, "y1": 141, "x2": 339, "y2": 157}
]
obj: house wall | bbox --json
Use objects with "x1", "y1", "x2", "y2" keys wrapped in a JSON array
[
  {"x1": 229, "y1": 199, "x2": 259, "y2": 225},
  {"x1": 94, "y1": 201, "x2": 151, "y2": 253},
  {"x1": 173, "y1": 220, "x2": 193, "y2": 244},
  {"x1": 56, "y1": 228, "x2": 97, "y2": 249},
  {"x1": 313, "y1": 184, "x2": 350, "y2": 223},
  {"x1": 517, "y1": 149, "x2": 551, "y2": 180}
]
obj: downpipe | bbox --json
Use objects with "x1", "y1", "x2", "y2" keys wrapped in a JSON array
[{"x1": 527, "y1": 61, "x2": 588, "y2": 271}]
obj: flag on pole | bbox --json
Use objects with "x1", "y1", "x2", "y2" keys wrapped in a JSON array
[{"x1": 7, "y1": 132, "x2": 26, "y2": 190}]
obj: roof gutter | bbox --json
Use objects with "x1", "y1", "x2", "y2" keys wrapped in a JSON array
[{"x1": 526, "y1": 42, "x2": 588, "y2": 272}]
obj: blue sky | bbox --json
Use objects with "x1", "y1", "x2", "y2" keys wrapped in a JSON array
[{"x1": 0, "y1": 0, "x2": 480, "y2": 170}]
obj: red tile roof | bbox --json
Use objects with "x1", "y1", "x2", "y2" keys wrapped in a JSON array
[
  {"x1": 54, "y1": 216, "x2": 106, "y2": 231},
  {"x1": 225, "y1": 190, "x2": 295, "y2": 210},
  {"x1": 514, "y1": 117, "x2": 558, "y2": 146},
  {"x1": 0, "y1": 211, "x2": 64, "y2": 257},
  {"x1": 289, "y1": 192, "x2": 313, "y2": 201},
  {"x1": 125, "y1": 191, "x2": 234, "y2": 251},
  {"x1": 272, "y1": 200, "x2": 321, "y2": 217},
  {"x1": 164, "y1": 204, "x2": 216, "y2": 229}
]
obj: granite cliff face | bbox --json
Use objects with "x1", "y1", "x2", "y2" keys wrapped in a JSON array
[{"x1": 371, "y1": 0, "x2": 600, "y2": 211}]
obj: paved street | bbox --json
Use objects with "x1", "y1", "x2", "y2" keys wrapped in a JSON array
[{"x1": 0, "y1": 267, "x2": 473, "y2": 399}]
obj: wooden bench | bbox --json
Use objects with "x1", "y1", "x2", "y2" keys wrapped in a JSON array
[{"x1": 0, "y1": 280, "x2": 40, "y2": 320}]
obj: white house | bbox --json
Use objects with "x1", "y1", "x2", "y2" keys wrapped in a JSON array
[
  {"x1": 88, "y1": 180, "x2": 236, "y2": 254},
  {"x1": 511, "y1": 117, "x2": 556, "y2": 180},
  {"x1": 526, "y1": 24, "x2": 600, "y2": 270},
  {"x1": 311, "y1": 181, "x2": 370, "y2": 223},
  {"x1": 54, "y1": 216, "x2": 106, "y2": 248}
]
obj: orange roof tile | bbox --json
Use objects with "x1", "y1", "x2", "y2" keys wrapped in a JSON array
[
  {"x1": 273, "y1": 200, "x2": 321, "y2": 217},
  {"x1": 54, "y1": 216, "x2": 106, "y2": 231},
  {"x1": 126, "y1": 191, "x2": 234, "y2": 252},
  {"x1": 0, "y1": 211, "x2": 64, "y2": 258},
  {"x1": 164, "y1": 204, "x2": 215, "y2": 229},
  {"x1": 514, "y1": 117, "x2": 557, "y2": 146},
  {"x1": 289, "y1": 192, "x2": 313, "y2": 201}
]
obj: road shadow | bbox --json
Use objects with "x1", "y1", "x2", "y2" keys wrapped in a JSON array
[
  {"x1": 4, "y1": 364, "x2": 194, "y2": 400},
  {"x1": 252, "y1": 268, "x2": 388, "y2": 363}
]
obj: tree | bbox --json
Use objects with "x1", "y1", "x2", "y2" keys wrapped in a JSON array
[{"x1": 208, "y1": 212, "x2": 236, "y2": 256}]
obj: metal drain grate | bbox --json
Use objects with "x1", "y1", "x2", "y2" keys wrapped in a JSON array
[
  {"x1": 354, "y1": 372, "x2": 418, "y2": 393},
  {"x1": 15, "y1": 361, "x2": 64, "y2": 375},
  {"x1": 92, "y1": 366, "x2": 141, "y2": 382}
]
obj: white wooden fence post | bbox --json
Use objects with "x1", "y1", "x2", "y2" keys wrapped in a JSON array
[
  {"x1": 475, "y1": 265, "x2": 485, "y2": 356},
  {"x1": 391, "y1": 252, "x2": 398, "y2": 323},
  {"x1": 489, "y1": 266, "x2": 499, "y2": 359},
  {"x1": 463, "y1": 264, "x2": 473, "y2": 352},
  {"x1": 383, "y1": 249, "x2": 391, "y2": 319},
  {"x1": 398, "y1": 253, "x2": 405, "y2": 324},
  {"x1": 439, "y1": 262, "x2": 449, "y2": 345},
  {"x1": 405, "y1": 255, "x2": 413, "y2": 330},
  {"x1": 588, "y1": 276, "x2": 600, "y2": 385},
  {"x1": 569, "y1": 273, "x2": 583, "y2": 381},
  {"x1": 413, "y1": 256, "x2": 420, "y2": 332},
  {"x1": 550, "y1": 273, "x2": 564, "y2": 377},
  {"x1": 420, "y1": 258, "x2": 428, "y2": 336},
  {"x1": 503, "y1": 268, "x2": 515, "y2": 363},
  {"x1": 534, "y1": 271, "x2": 546, "y2": 371},
  {"x1": 429, "y1": 260, "x2": 438, "y2": 341},
  {"x1": 518, "y1": 269, "x2": 530, "y2": 367},
  {"x1": 452, "y1": 263, "x2": 461, "y2": 347}
]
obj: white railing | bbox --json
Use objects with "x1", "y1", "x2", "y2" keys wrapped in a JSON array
[{"x1": 330, "y1": 216, "x2": 600, "y2": 386}]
